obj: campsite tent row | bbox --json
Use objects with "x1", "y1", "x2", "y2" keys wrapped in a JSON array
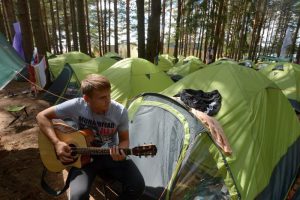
[{"x1": 45, "y1": 52, "x2": 206, "y2": 105}]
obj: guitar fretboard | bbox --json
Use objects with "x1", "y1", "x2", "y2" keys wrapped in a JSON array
[{"x1": 71, "y1": 147, "x2": 132, "y2": 155}]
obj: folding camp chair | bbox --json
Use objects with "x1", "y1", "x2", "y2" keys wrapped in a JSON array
[{"x1": 5, "y1": 105, "x2": 28, "y2": 127}]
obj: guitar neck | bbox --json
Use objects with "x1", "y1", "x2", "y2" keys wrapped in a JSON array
[{"x1": 72, "y1": 147, "x2": 132, "y2": 156}]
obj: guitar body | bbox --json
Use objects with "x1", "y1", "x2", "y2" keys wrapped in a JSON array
[
  {"x1": 39, "y1": 121, "x2": 157, "y2": 173},
  {"x1": 38, "y1": 122, "x2": 93, "y2": 172}
]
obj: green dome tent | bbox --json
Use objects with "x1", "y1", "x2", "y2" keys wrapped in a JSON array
[
  {"x1": 255, "y1": 61, "x2": 272, "y2": 70},
  {"x1": 238, "y1": 59, "x2": 254, "y2": 68},
  {"x1": 156, "y1": 55, "x2": 174, "y2": 72},
  {"x1": 167, "y1": 58, "x2": 206, "y2": 78},
  {"x1": 48, "y1": 51, "x2": 91, "y2": 79},
  {"x1": 214, "y1": 58, "x2": 238, "y2": 65},
  {"x1": 161, "y1": 54, "x2": 176, "y2": 63},
  {"x1": 46, "y1": 51, "x2": 56, "y2": 59},
  {"x1": 70, "y1": 56, "x2": 117, "y2": 81},
  {"x1": 0, "y1": 32, "x2": 27, "y2": 89},
  {"x1": 101, "y1": 58, "x2": 174, "y2": 106},
  {"x1": 103, "y1": 51, "x2": 123, "y2": 61},
  {"x1": 260, "y1": 62, "x2": 300, "y2": 112},
  {"x1": 157, "y1": 62, "x2": 300, "y2": 199},
  {"x1": 127, "y1": 93, "x2": 233, "y2": 200}
]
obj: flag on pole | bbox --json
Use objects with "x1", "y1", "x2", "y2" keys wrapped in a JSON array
[{"x1": 12, "y1": 22, "x2": 25, "y2": 60}]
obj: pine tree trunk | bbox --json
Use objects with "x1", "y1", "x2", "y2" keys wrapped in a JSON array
[
  {"x1": 199, "y1": 23, "x2": 204, "y2": 59},
  {"x1": 104, "y1": 0, "x2": 107, "y2": 53},
  {"x1": 114, "y1": 0, "x2": 118, "y2": 53},
  {"x1": 16, "y1": 0, "x2": 33, "y2": 63},
  {"x1": 196, "y1": 22, "x2": 203, "y2": 58},
  {"x1": 146, "y1": 0, "x2": 161, "y2": 63},
  {"x1": 232, "y1": 2, "x2": 242, "y2": 60},
  {"x1": 99, "y1": 0, "x2": 105, "y2": 54},
  {"x1": 203, "y1": 2, "x2": 210, "y2": 63},
  {"x1": 108, "y1": 0, "x2": 111, "y2": 52},
  {"x1": 1, "y1": 2, "x2": 10, "y2": 39},
  {"x1": 173, "y1": 0, "x2": 182, "y2": 59},
  {"x1": 159, "y1": 0, "x2": 166, "y2": 54},
  {"x1": 41, "y1": 0, "x2": 51, "y2": 51},
  {"x1": 179, "y1": 1, "x2": 185, "y2": 57},
  {"x1": 209, "y1": 1, "x2": 216, "y2": 48},
  {"x1": 188, "y1": 34, "x2": 192, "y2": 56},
  {"x1": 49, "y1": 0, "x2": 58, "y2": 53},
  {"x1": 55, "y1": 0, "x2": 63, "y2": 53},
  {"x1": 2, "y1": 0, "x2": 16, "y2": 42},
  {"x1": 237, "y1": 2, "x2": 249, "y2": 59},
  {"x1": 136, "y1": 0, "x2": 145, "y2": 58},
  {"x1": 28, "y1": 0, "x2": 47, "y2": 56},
  {"x1": 212, "y1": 0, "x2": 224, "y2": 62},
  {"x1": 290, "y1": 16, "x2": 300, "y2": 61},
  {"x1": 96, "y1": 0, "x2": 102, "y2": 56},
  {"x1": 218, "y1": 4, "x2": 227, "y2": 59},
  {"x1": 85, "y1": 0, "x2": 91, "y2": 55},
  {"x1": 0, "y1": 2, "x2": 7, "y2": 38},
  {"x1": 167, "y1": 0, "x2": 173, "y2": 54},
  {"x1": 252, "y1": 0, "x2": 267, "y2": 60},
  {"x1": 296, "y1": 43, "x2": 300, "y2": 64},
  {"x1": 148, "y1": 0, "x2": 151, "y2": 19},
  {"x1": 70, "y1": 0, "x2": 78, "y2": 51},
  {"x1": 126, "y1": 0, "x2": 130, "y2": 57},
  {"x1": 63, "y1": 0, "x2": 71, "y2": 52},
  {"x1": 76, "y1": 0, "x2": 88, "y2": 54}
]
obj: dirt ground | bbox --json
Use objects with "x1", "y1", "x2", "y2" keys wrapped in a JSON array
[{"x1": 0, "y1": 81, "x2": 106, "y2": 200}]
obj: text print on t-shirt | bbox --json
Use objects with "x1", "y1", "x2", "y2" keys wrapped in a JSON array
[{"x1": 78, "y1": 116, "x2": 117, "y2": 136}]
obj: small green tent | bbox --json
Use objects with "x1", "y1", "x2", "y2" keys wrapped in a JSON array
[
  {"x1": 42, "y1": 64, "x2": 81, "y2": 105},
  {"x1": 101, "y1": 58, "x2": 174, "y2": 106},
  {"x1": 156, "y1": 55, "x2": 174, "y2": 72},
  {"x1": 103, "y1": 51, "x2": 123, "y2": 61},
  {"x1": 260, "y1": 62, "x2": 300, "y2": 111},
  {"x1": 161, "y1": 54, "x2": 176, "y2": 63},
  {"x1": 167, "y1": 58, "x2": 206, "y2": 77},
  {"x1": 0, "y1": 32, "x2": 27, "y2": 89},
  {"x1": 70, "y1": 56, "x2": 117, "y2": 81},
  {"x1": 214, "y1": 58, "x2": 238, "y2": 65},
  {"x1": 48, "y1": 51, "x2": 91, "y2": 79},
  {"x1": 46, "y1": 51, "x2": 56, "y2": 59},
  {"x1": 159, "y1": 62, "x2": 300, "y2": 199},
  {"x1": 128, "y1": 93, "x2": 233, "y2": 200},
  {"x1": 238, "y1": 59, "x2": 254, "y2": 68},
  {"x1": 255, "y1": 61, "x2": 272, "y2": 70}
]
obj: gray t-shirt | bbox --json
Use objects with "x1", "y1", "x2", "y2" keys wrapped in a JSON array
[{"x1": 55, "y1": 97, "x2": 128, "y2": 147}]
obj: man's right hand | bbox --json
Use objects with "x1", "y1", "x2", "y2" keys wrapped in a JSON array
[{"x1": 54, "y1": 141, "x2": 74, "y2": 163}]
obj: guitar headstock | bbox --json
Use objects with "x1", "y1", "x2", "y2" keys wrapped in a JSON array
[{"x1": 132, "y1": 144, "x2": 157, "y2": 157}]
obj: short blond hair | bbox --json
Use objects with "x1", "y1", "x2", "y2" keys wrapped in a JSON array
[{"x1": 81, "y1": 74, "x2": 111, "y2": 97}]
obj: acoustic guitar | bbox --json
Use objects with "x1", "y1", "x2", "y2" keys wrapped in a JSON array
[{"x1": 38, "y1": 122, "x2": 157, "y2": 172}]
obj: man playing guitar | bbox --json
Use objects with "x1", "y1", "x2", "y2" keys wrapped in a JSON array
[{"x1": 36, "y1": 74, "x2": 145, "y2": 200}]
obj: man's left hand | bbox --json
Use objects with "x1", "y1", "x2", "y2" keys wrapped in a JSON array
[{"x1": 110, "y1": 145, "x2": 126, "y2": 161}]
